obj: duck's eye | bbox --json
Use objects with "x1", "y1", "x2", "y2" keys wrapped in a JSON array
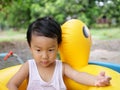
[{"x1": 83, "y1": 26, "x2": 90, "y2": 38}]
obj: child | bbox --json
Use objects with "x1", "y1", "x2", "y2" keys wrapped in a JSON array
[{"x1": 7, "y1": 17, "x2": 111, "y2": 90}]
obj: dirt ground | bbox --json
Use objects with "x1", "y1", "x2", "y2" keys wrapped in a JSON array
[
  {"x1": 90, "y1": 39, "x2": 120, "y2": 64},
  {"x1": 0, "y1": 39, "x2": 120, "y2": 69}
]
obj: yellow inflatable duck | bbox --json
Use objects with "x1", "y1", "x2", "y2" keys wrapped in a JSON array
[
  {"x1": 59, "y1": 19, "x2": 120, "y2": 90},
  {"x1": 59, "y1": 19, "x2": 91, "y2": 69},
  {"x1": 0, "y1": 19, "x2": 120, "y2": 90}
]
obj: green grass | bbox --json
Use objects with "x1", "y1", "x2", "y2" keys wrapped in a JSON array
[
  {"x1": 0, "y1": 29, "x2": 26, "y2": 42},
  {"x1": 0, "y1": 27, "x2": 120, "y2": 42},
  {"x1": 90, "y1": 27, "x2": 120, "y2": 40}
]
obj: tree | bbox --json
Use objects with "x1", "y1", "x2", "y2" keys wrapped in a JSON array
[
  {"x1": 0, "y1": 0, "x2": 119, "y2": 29},
  {"x1": 95, "y1": 0, "x2": 120, "y2": 26}
]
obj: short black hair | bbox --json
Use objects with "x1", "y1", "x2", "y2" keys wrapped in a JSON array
[{"x1": 26, "y1": 17, "x2": 62, "y2": 46}]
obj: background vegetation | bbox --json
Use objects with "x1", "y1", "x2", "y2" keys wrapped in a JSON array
[
  {"x1": 0, "y1": 0, "x2": 120, "y2": 30},
  {"x1": 0, "y1": 27, "x2": 120, "y2": 42}
]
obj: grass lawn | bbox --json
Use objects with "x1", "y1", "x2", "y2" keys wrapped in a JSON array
[
  {"x1": 0, "y1": 29, "x2": 26, "y2": 42},
  {"x1": 90, "y1": 27, "x2": 120, "y2": 40},
  {"x1": 0, "y1": 27, "x2": 120, "y2": 42}
]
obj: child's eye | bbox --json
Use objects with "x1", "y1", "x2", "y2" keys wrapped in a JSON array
[
  {"x1": 36, "y1": 49, "x2": 40, "y2": 52},
  {"x1": 49, "y1": 49, "x2": 54, "y2": 52}
]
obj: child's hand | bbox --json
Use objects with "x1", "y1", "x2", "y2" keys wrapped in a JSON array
[{"x1": 95, "y1": 71, "x2": 111, "y2": 87}]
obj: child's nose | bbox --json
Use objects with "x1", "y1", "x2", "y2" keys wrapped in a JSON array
[{"x1": 42, "y1": 51, "x2": 48, "y2": 59}]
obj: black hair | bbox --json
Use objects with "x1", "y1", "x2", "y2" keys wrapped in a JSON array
[{"x1": 26, "y1": 17, "x2": 62, "y2": 46}]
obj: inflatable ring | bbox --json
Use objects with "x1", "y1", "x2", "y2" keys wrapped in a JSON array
[{"x1": 0, "y1": 65, "x2": 27, "y2": 90}]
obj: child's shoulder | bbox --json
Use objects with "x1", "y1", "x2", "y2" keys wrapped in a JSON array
[{"x1": 21, "y1": 60, "x2": 29, "y2": 68}]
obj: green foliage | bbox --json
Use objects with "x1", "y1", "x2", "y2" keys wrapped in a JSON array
[
  {"x1": 99, "y1": 0, "x2": 120, "y2": 26},
  {"x1": 0, "y1": 0, "x2": 120, "y2": 29}
]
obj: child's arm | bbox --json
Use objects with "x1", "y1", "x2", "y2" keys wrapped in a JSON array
[
  {"x1": 63, "y1": 63, "x2": 111, "y2": 86},
  {"x1": 7, "y1": 61, "x2": 29, "y2": 90}
]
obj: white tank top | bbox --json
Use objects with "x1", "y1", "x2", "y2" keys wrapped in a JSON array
[{"x1": 27, "y1": 60, "x2": 66, "y2": 90}]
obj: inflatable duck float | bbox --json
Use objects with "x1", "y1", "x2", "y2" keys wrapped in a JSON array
[
  {"x1": 59, "y1": 19, "x2": 120, "y2": 90},
  {"x1": 0, "y1": 19, "x2": 120, "y2": 90}
]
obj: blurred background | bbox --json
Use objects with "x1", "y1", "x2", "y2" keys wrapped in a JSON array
[
  {"x1": 0, "y1": 0, "x2": 120, "y2": 69},
  {"x1": 0, "y1": 0, "x2": 120, "y2": 29}
]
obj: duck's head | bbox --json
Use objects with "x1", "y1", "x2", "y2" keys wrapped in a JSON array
[{"x1": 59, "y1": 19, "x2": 92, "y2": 69}]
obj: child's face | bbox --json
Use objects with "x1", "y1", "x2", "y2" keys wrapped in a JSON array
[{"x1": 30, "y1": 35, "x2": 58, "y2": 67}]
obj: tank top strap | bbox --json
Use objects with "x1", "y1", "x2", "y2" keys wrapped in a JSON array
[
  {"x1": 51, "y1": 60, "x2": 66, "y2": 89},
  {"x1": 28, "y1": 60, "x2": 40, "y2": 80}
]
